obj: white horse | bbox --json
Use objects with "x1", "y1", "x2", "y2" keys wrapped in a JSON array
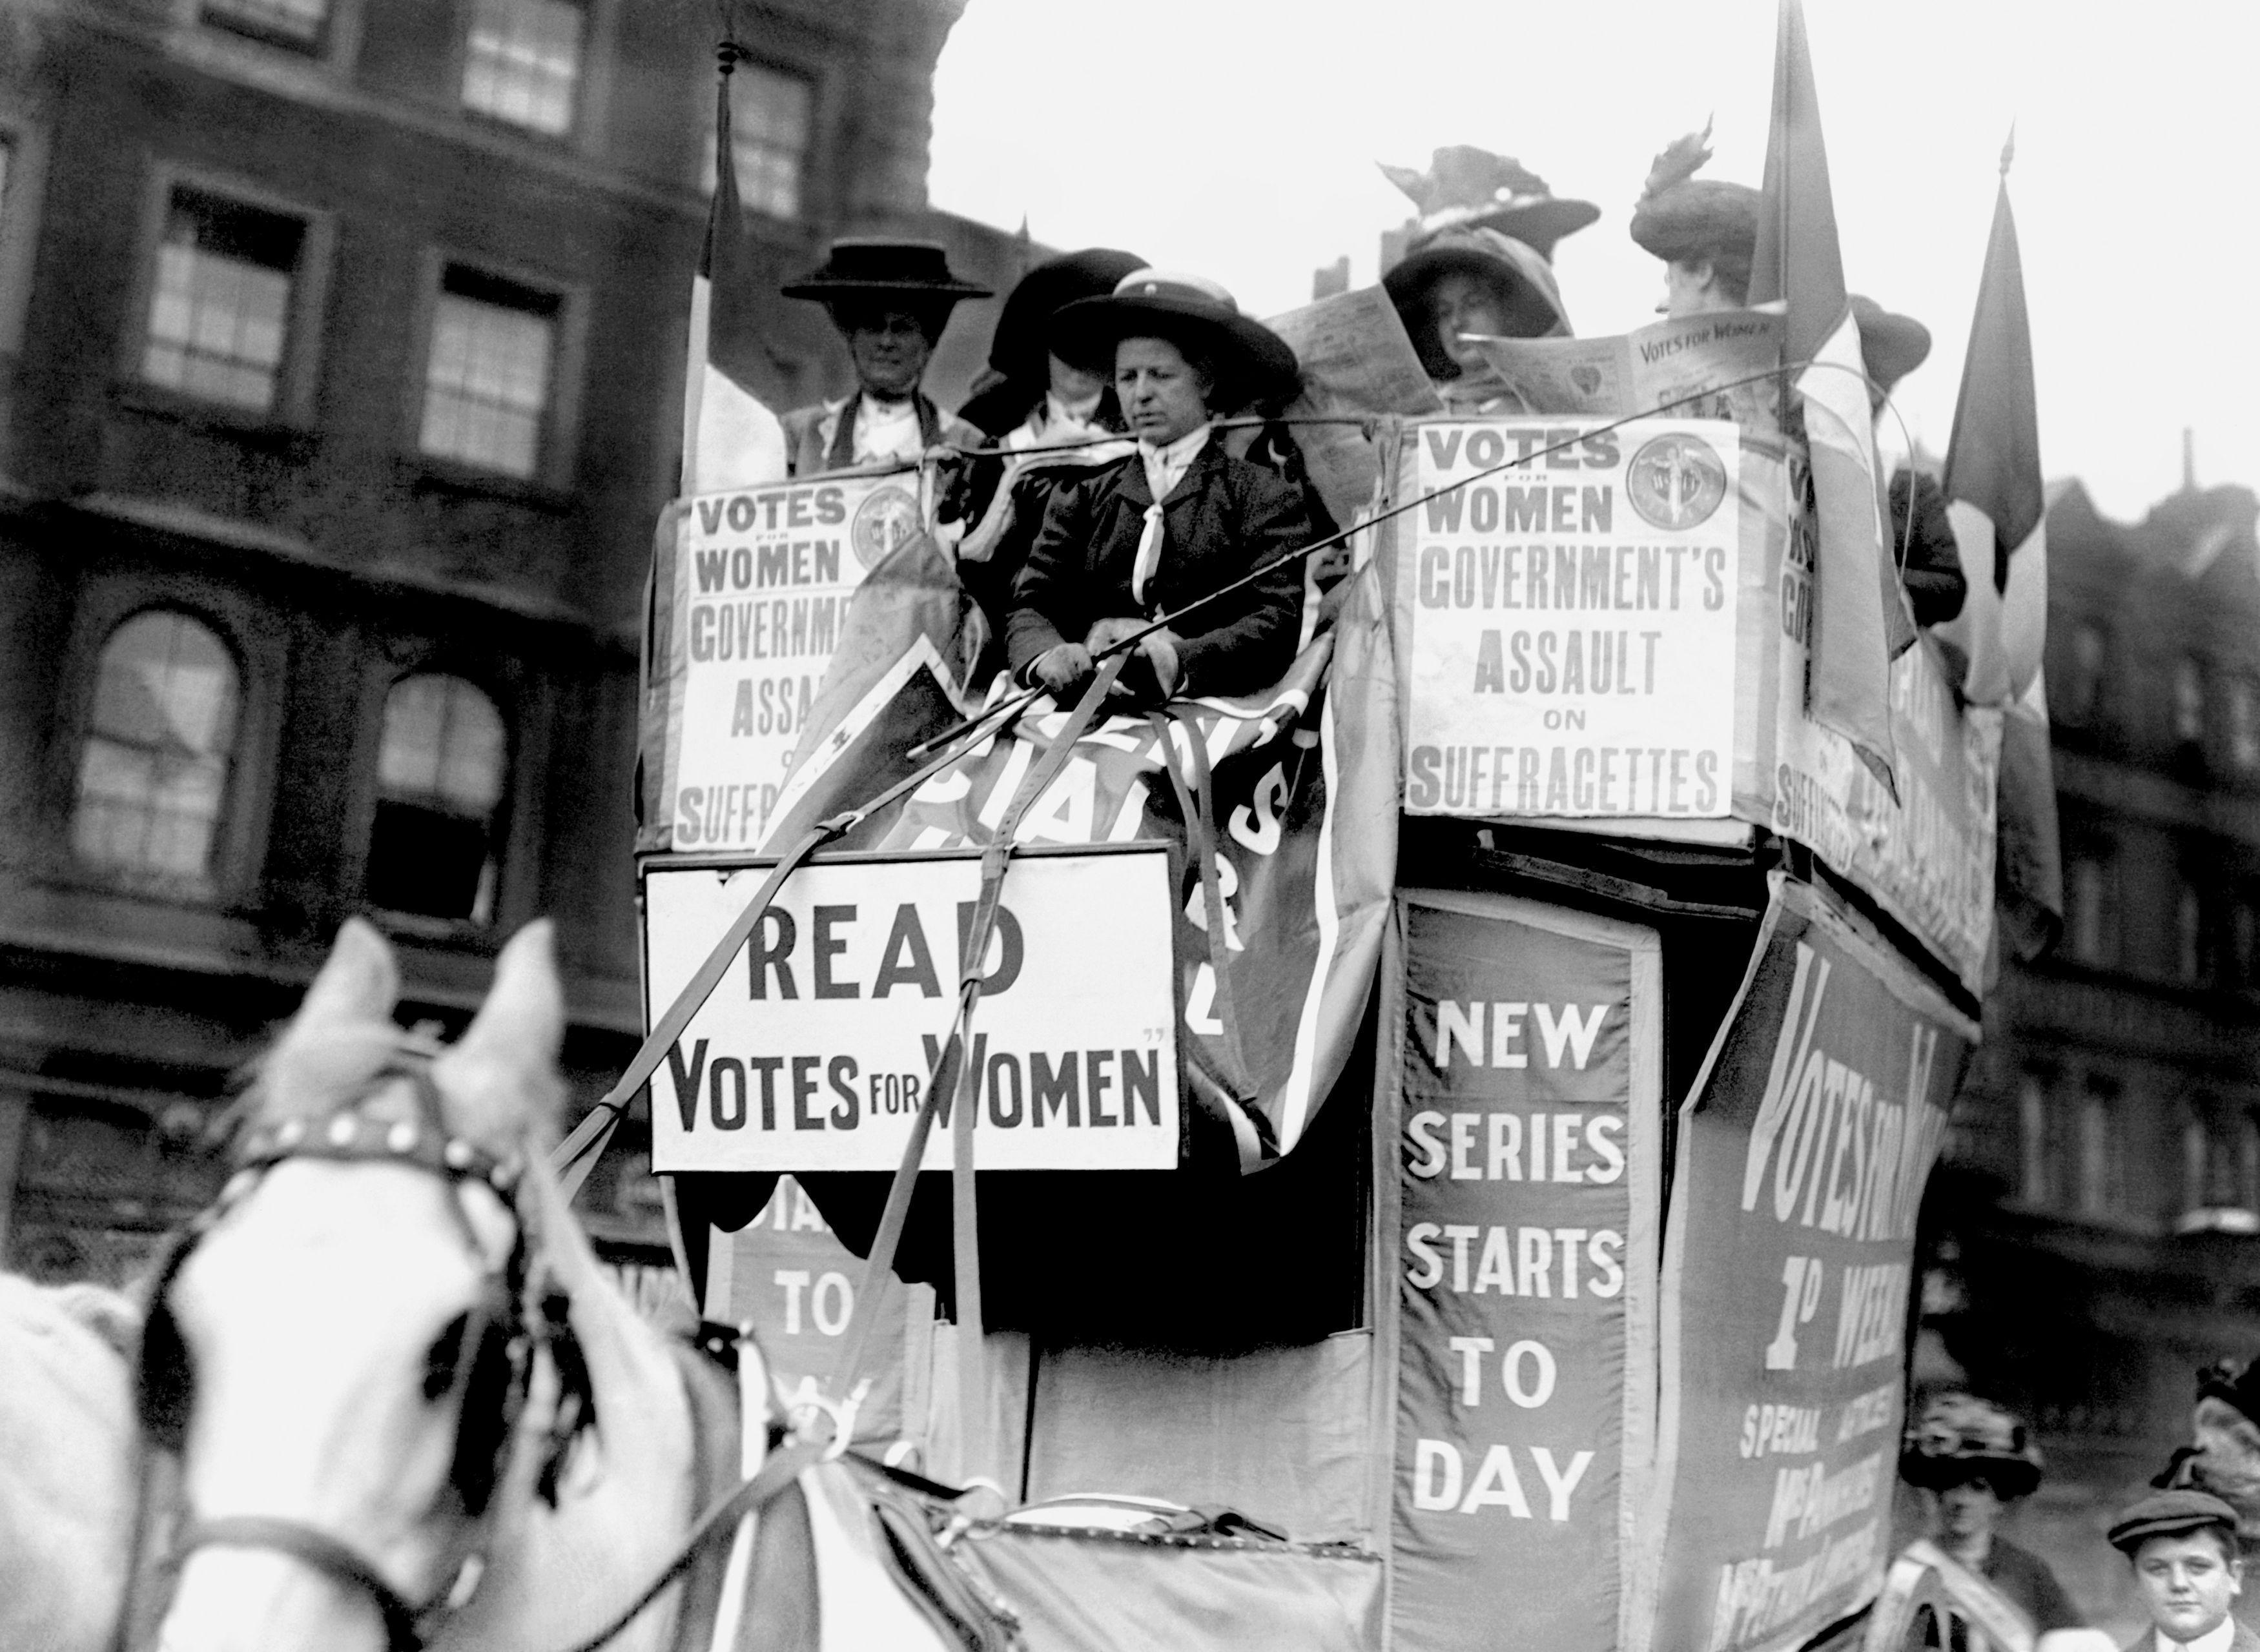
[
  {"x1": 149, "y1": 918, "x2": 954, "y2": 1652},
  {"x1": 0, "y1": 1272, "x2": 139, "y2": 1652}
]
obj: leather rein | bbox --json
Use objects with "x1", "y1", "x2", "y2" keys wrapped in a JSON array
[{"x1": 134, "y1": 1042, "x2": 807, "y2": 1652}]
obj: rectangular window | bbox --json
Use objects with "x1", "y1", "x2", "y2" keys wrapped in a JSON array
[
  {"x1": 461, "y1": 0, "x2": 584, "y2": 136},
  {"x1": 141, "y1": 188, "x2": 306, "y2": 414},
  {"x1": 2061, "y1": 624, "x2": 2106, "y2": 726},
  {"x1": 2234, "y1": 680, "x2": 2259, "y2": 772},
  {"x1": 703, "y1": 63, "x2": 814, "y2": 219},
  {"x1": 2067, "y1": 855, "x2": 2113, "y2": 967},
  {"x1": 200, "y1": 0, "x2": 329, "y2": 48},
  {"x1": 2018, "y1": 1077, "x2": 2055, "y2": 1209},
  {"x1": 419, "y1": 265, "x2": 558, "y2": 479},
  {"x1": 2176, "y1": 657, "x2": 2206, "y2": 744},
  {"x1": 2079, "y1": 1092, "x2": 2118, "y2": 1219},
  {"x1": 2179, "y1": 882, "x2": 2206, "y2": 984}
]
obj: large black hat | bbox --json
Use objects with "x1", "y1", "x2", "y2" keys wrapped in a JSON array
[
  {"x1": 959, "y1": 248, "x2": 1147, "y2": 434},
  {"x1": 1628, "y1": 127, "x2": 1760, "y2": 269},
  {"x1": 1383, "y1": 225, "x2": 1571, "y2": 342},
  {"x1": 1853, "y1": 296, "x2": 1932, "y2": 395},
  {"x1": 781, "y1": 238, "x2": 992, "y2": 306},
  {"x1": 982, "y1": 249, "x2": 1147, "y2": 385},
  {"x1": 2109, "y1": 1489, "x2": 2244, "y2": 1555},
  {"x1": 1380, "y1": 147, "x2": 1600, "y2": 263},
  {"x1": 1899, "y1": 1392, "x2": 2045, "y2": 1498},
  {"x1": 1049, "y1": 269, "x2": 1302, "y2": 412}
]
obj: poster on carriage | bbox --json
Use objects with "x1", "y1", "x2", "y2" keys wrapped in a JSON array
[
  {"x1": 648, "y1": 467, "x2": 926, "y2": 853},
  {"x1": 1635, "y1": 875, "x2": 1976, "y2": 1652},
  {"x1": 1383, "y1": 889, "x2": 1663, "y2": 1652},
  {"x1": 708, "y1": 1176, "x2": 928, "y2": 1451},
  {"x1": 643, "y1": 844, "x2": 1180, "y2": 1172},
  {"x1": 1768, "y1": 626, "x2": 2003, "y2": 997},
  {"x1": 1394, "y1": 417, "x2": 1743, "y2": 824}
]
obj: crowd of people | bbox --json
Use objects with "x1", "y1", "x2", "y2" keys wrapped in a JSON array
[
  {"x1": 1904, "y1": 1381, "x2": 2260, "y2": 1650},
  {"x1": 760, "y1": 130, "x2": 1969, "y2": 711}
]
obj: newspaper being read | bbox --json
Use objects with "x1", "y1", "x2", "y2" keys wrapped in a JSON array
[
  {"x1": 1468, "y1": 308, "x2": 1782, "y2": 429},
  {"x1": 1266, "y1": 285, "x2": 1443, "y2": 533}
]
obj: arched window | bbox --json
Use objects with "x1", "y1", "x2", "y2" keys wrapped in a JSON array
[
  {"x1": 367, "y1": 674, "x2": 506, "y2": 922},
  {"x1": 72, "y1": 611, "x2": 241, "y2": 886}
]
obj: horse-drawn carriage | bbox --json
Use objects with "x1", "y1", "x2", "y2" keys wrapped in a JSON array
[{"x1": 1, "y1": 6, "x2": 2100, "y2": 1649}]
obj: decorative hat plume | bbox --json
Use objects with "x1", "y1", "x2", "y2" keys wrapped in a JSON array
[{"x1": 1641, "y1": 120, "x2": 1715, "y2": 204}]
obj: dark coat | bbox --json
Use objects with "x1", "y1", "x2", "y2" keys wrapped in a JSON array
[
  {"x1": 1889, "y1": 467, "x2": 1967, "y2": 628},
  {"x1": 1005, "y1": 440, "x2": 1311, "y2": 700}
]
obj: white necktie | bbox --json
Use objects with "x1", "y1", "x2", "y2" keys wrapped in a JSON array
[{"x1": 1131, "y1": 500, "x2": 1165, "y2": 604}]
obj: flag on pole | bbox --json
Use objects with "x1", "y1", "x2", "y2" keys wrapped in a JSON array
[
  {"x1": 1940, "y1": 131, "x2": 2048, "y2": 702},
  {"x1": 1938, "y1": 134, "x2": 2059, "y2": 955},
  {"x1": 681, "y1": 41, "x2": 786, "y2": 494},
  {"x1": 1749, "y1": 0, "x2": 1899, "y2": 797}
]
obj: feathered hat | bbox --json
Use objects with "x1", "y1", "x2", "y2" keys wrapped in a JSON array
[
  {"x1": 1900, "y1": 1392, "x2": 2045, "y2": 1498},
  {"x1": 1380, "y1": 147, "x2": 1599, "y2": 262},
  {"x1": 1628, "y1": 124, "x2": 1760, "y2": 267}
]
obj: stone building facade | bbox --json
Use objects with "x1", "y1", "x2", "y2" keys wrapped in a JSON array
[
  {"x1": 1927, "y1": 474, "x2": 2260, "y2": 1624},
  {"x1": 0, "y1": 0, "x2": 1024, "y2": 1282}
]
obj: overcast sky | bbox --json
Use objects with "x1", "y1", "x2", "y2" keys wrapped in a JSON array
[{"x1": 930, "y1": 0, "x2": 2258, "y2": 521}]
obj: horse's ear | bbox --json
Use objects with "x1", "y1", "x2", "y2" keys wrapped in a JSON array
[
  {"x1": 460, "y1": 921, "x2": 565, "y2": 1068},
  {"x1": 438, "y1": 921, "x2": 566, "y2": 1138},
  {"x1": 292, "y1": 918, "x2": 400, "y2": 1033}
]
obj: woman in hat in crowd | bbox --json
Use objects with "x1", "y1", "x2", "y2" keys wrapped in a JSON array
[
  {"x1": 1901, "y1": 1392, "x2": 2084, "y2": 1635},
  {"x1": 1382, "y1": 226, "x2": 1574, "y2": 414},
  {"x1": 778, "y1": 238, "x2": 990, "y2": 475},
  {"x1": 947, "y1": 249, "x2": 1147, "y2": 680},
  {"x1": 1379, "y1": 145, "x2": 1601, "y2": 264},
  {"x1": 956, "y1": 247, "x2": 1148, "y2": 447},
  {"x1": 1005, "y1": 269, "x2": 1312, "y2": 706},
  {"x1": 1629, "y1": 125, "x2": 1760, "y2": 320},
  {"x1": 1854, "y1": 294, "x2": 1967, "y2": 632}
]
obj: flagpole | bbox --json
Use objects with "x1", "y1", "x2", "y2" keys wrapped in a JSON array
[{"x1": 1772, "y1": 0, "x2": 1794, "y2": 423}]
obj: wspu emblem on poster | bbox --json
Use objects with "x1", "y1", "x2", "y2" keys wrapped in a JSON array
[
  {"x1": 644, "y1": 845, "x2": 1180, "y2": 1172},
  {"x1": 1399, "y1": 418, "x2": 1741, "y2": 821}
]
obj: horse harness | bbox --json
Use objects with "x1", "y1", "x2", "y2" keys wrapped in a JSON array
[{"x1": 133, "y1": 1040, "x2": 585, "y2": 1652}]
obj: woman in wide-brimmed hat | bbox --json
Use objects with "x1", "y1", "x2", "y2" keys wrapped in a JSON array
[
  {"x1": 1852, "y1": 295, "x2": 1967, "y2": 631},
  {"x1": 1382, "y1": 225, "x2": 1571, "y2": 413},
  {"x1": 948, "y1": 249, "x2": 1147, "y2": 688},
  {"x1": 778, "y1": 238, "x2": 990, "y2": 475},
  {"x1": 958, "y1": 248, "x2": 1147, "y2": 444},
  {"x1": 1003, "y1": 269, "x2": 1313, "y2": 707},
  {"x1": 1630, "y1": 127, "x2": 1761, "y2": 319},
  {"x1": 1379, "y1": 146, "x2": 1601, "y2": 263},
  {"x1": 1900, "y1": 1392, "x2": 2083, "y2": 1635}
]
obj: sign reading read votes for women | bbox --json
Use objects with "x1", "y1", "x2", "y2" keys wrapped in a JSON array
[
  {"x1": 644, "y1": 846, "x2": 1178, "y2": 1173},
  {"x1": 1399, "y1": 418, "x2": 1741, "y2": 820},
  {"x1": 1388, "y1": 889, "x2": 1661, "y2": 1652},
  {"x1": 1641, "y1": 877, "x2": 1975, "y2": 1652},
  {"x1": 661, "y1": 471, "x2": 923, "y2": 852}
]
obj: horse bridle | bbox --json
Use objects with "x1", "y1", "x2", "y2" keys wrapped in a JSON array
[{"x1": 136, "y1": 1041, "x2": 548, "y2": 1652}]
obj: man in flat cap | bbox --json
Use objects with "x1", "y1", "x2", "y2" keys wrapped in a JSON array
[
  {"x1": 2109, "y1": 1490, "x2": 2256, "y2": 1652},
  {"x1": 779, "y1": 238, "x2": 989, "y2": 476}
]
